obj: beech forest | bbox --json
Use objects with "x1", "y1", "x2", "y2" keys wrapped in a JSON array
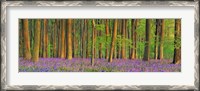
[{"x1": 19, "y1": 19, "x2": 181, "y2": 72}]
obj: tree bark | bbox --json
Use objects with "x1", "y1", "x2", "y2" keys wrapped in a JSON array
[
  {"x1": 173, "y1": 19, "x2": 181, "y2": 64},
  {"x1": 130, "y1": 19, "x2": 137, "y2": 60},
  {"x1": 86, "y1": 20, "x2": 90, "y2": 58},
  {"x1": 60, "y1": 20, "x2": 65, "y2": 58},
  {"x1": 108, "y1": 19, "x2": 118, "y2": 62},
  {"x1": 43, "y1": 19, "x2": 48, "y2": 58},
  {"x1": 154, "y1": 19, "x2": 160, "y2": 60},
  {"x1": 158, "y1": 19, "x2": 165, "y2": 60},
  {"x1": 91, "y1": 19, "x2": 96, "y2": 66},
  {"x1": 53, "y1": 19, "x2": 57, "y2": 57},
  {"x1": 22, "y1": 19, "x2": 32, "y2": 60},
  {"x1": 143, "y1": 19, "x2": 151, "y2": 61},
  {"x1": 105, "y1": 19, "x2": 109, "y2": 59},
  {"x1": 66, "y1": 19, "x2": 73, "y2": 60},
  {"x1": 32, "y1": 19, "x2": 41, "y2": 62}
]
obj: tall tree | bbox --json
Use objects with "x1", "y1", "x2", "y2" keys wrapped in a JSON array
[
  {"x1": 72, "y1": 19, "x2": 76, "y2": 58},
  {"x1": 43, "y1": 19, "x2": 48, "y2": 58},
  {"x1": 66, "y1": 19, "x2": 73, "y2": 60},
  {"x1": 172, "y1": 19, "x2": 181, "y2": 64},
  {"x1": 19, "y1": 20, "x2": 24, "y2": 57},
  {"x1": 22, "y1": 19, "x2": 32, "y2": 59},
  {"x1": 99, "y1": 20, "x2": 103, "y2": 59},
  {"x1": 57, "y1": 20, "x2": 61, "y2": 57},
  {"x1": 158, "y1": 19, "x2": 165, "y2": 60},
  {"x1": 130, "y1": 19, "x2": 137, "y2": 60},
  {"x1": 91, "y1": 19, "x2": 96, "y2": 66},
  {"x1": 143, "y1": 19, "x2": 151, "y2": 61},
  {"x1": 53, "y1": 20, "x2": 57, "y2": 57},
  {"x1": 82, "y1": 19, "x2": 87, "y2": 58},
  {"x1": 105, "y1": 19, "x2": 109, "y2": 59},
  {"x1": 108, "y1": 19, "x2": 118, "y2": 62},
  {"x1": 154, "y1": 19, "x2": 161, "y2": 60},
  {"x1": 60, "y1": 20, "x2": 65, "y2": 58},
  {"x1": 32, "y1": 19, "x2": 41, "y2": 62},
  {"x1": 86, "y1": 20, "x2": 90, "y2": 58}
]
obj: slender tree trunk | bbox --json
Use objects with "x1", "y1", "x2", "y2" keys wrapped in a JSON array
[
  {"x1": 32, "y1": 19, "x2": 41, "y2": 62},
  {"x1": 143, "y1": 19, "x2": 151, "y2": 61},
  {"x1": 158, "y1": 19, "x2": 165, "y2": 60},
  {"x1": 19, "y1": 20, "x2": 24, "y2": 57},
  {"x1": 53, "y1": 20, "x2": 57, "y2": 57},
  {"x1": 108, "y1": 19, "x2": 118, "y2": 62},
  {"x1": 57, "y1": 20, "x2": 61, "y2": 57},
  {"x1": 43, "y1": 19, "x2": 48, "y2": 58},
  {"x1": 154, "y1": 19, "x2": 160, "y2": 60},
  {"x1": 79, "y1": 20, "x2": 82, "y2": 58},
  {"x1": 94, "y1": 20, "x2": 97, "y2": 59},
  {"x1": 66, "y1": 19, "x2": 73, "y2": 60},
  {"x1": 134, "y1": 20, "x2": 138, "y2": 59},
  {"x1": 131, "y1": 19, "x2": 137, "y2": 60},
  {"x1": 91, "y1": 19, "x2": 96, "y2": 66},
  {"x1": 82, "y1": 19, "x2": 87, "y2": 58},
  {"x1": 86, "y1": 20, "x2": 90, "y2": 58},
  {"x1": 173, "y1": 19, "x2": 181, "y2": 64},
  {"x1": 73, "y1": 20, "x2": 76, "y2": 58},
  {"x1": 105, "y1": 19, "x2": 109, "y2": 59},
  {"x1": 125, "y1": 19, "x2": 128, "y2": 58},
  {"x1": 31, "y1": 20, "x2": 35, "y2": 55},
  {"x1": 22, "y1": 19, "x2": 32, "y2": 60},
  {"x1": 60, "y1": 20, "x2": 65, "y2": 58}
]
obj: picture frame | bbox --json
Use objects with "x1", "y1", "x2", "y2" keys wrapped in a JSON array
[{"x1": 1, "y1": 0, "x2": 199, "y2": 90}]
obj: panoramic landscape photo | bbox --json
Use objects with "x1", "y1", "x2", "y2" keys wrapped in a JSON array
[{"x1": 19, "y1": 19, "x2": 181, "y2": 72}]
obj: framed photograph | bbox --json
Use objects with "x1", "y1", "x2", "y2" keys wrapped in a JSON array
[{"x1": 1, "y1": 0, "x2": 199, "y2": 90}]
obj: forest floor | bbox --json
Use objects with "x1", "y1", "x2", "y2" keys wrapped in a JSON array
[{"x1": 19, "y1": 58, "x2": 181, "y2": 72}]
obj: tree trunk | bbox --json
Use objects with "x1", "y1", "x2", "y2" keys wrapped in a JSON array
[
  {"x1": 91, "y1": 19, "x2": 96, "y2": 66},
  {"x1": 53, "y1": 19, "x2": 57, "y2": 57},
  {"x1": 143, "y1": 19, "x2": 151, "y2": 61},
  {"x1": 134, "y1": 20, "x2": 138, "y2": 59},
  {"x1": 73, "y1": 19, "x2": 76, "y2": 58},
  {"x1": 60, "y1": 20, "x2": 65, "y2": 58},
  {"x1": 108, "y1": 19, "x2": 118, "y2": 62},
  {"x1": 22, "y1": 19, "x2": 32, "y2": 60},
  {"x1": 66, "y1": 19, "x2": 73, "y2": 60},
  {"x1": 158, "y1": 19, "x2": 165, "y2": 60},
  {"x1": 43, "y1": 19, "x2": 48, "y2": 58},
  {"x1": 154, "y1": 19, "x2": 160, "y2": 60},
  {"x1": 172, "y1": 19, "x2": 181, "y2": 64},
  {"x1": 82, "y1": 19, "x2": 86, "y2": 58},
  {"x1": 32, "y1": 19, "x2": 41, "y2": 62},
  {"x1": 130, "y1": 19, "x2": 137, "y2": 60},
  {"x1": 105, "y1": 19, "x2": 109, "y2": 59},
  {"x1": 86, "y1": 20, "x2": 90, "y2": 58},
  {"x1": 19, "y1": 20, "x2": 24, "y2": 57}
]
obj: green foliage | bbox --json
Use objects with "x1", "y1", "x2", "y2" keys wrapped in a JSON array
[
  {"x1": 96, "y1": 24, "x2": 105, "y2": 31},
  {"x1": 47, "y1": 44, "x2": 53, "y2": 57}
]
